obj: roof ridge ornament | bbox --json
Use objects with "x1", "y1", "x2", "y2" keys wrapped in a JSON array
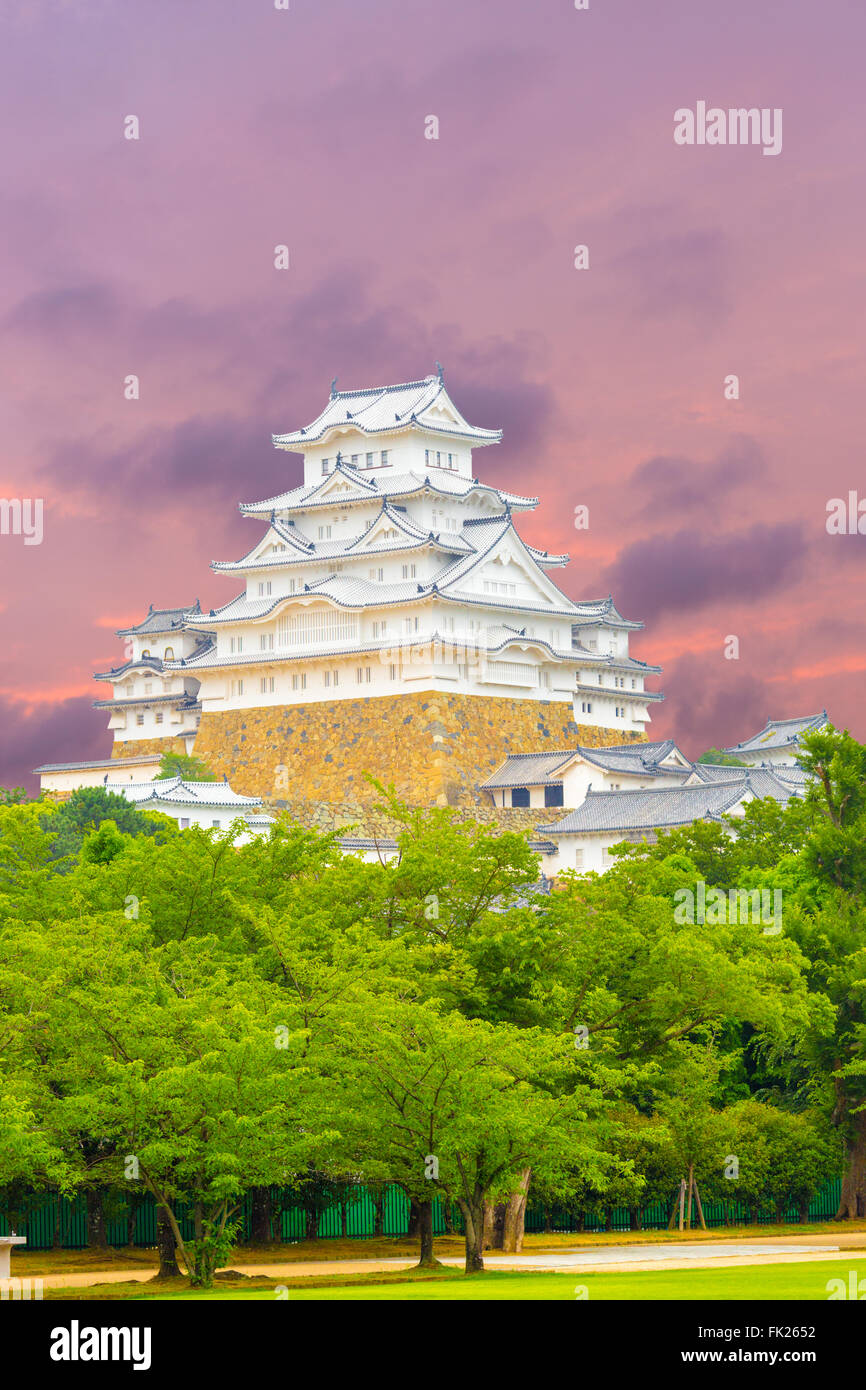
[
  {"x1": 435, "y1": 360, "x2": 444, "y2": 383},
  {"x1": 330, "y1": 377, "x2": 338, "y2": 399}
]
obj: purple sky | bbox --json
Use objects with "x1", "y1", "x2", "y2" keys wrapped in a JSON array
[{"x1": 2, "y1": 0, "x2": 864, "y2": 791}]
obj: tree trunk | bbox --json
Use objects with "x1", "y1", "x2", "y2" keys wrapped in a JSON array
[
  {"x1": 482, "y1": 1201, "x2": 503, "y2": 1249},
  {"x1": 629, "y1": 1206, "x2": 643, "y2": 1231},
  {"x1": 248, "y1": 1186, "x2": 273, "y2": 1244},
  {"x1": 86, "y1": 1189, "x2": 108, "y2": 1249},
  {"x1": 500, "y1": 1168, "x2": 530, "y2": 1253},
  {"x1": 460, "y1": 1198, "x2": 486, "y2": 1273},
  {"x1": 154, "y1": 1205, "x2": 181, "y2": 1280},
  {"x1": 416, "y1": 1199, "x2": 440, "y2": 1268},
  {"x1": 373, "y1": 1191, "x2": 385, "y2": 1237},
  {"x1": 837, "y1": 1107, "x2": 866, "y2": 1218},
  {"x1": 305, "y1": 1208, "x2": 320, "y2": 1240},
  {"x1": 340, "y1": 1202, "x2": 348, "y2": 1239},
  {"x1": 799, "y1": 1199, "x2": 810, "y2": 1224}
]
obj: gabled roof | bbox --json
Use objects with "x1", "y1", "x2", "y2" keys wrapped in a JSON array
[
  {"x1": 542, "y1": 770, "x2": 800, "y2": 837},
  {"x1": 241, "y1": 469, "x2": 537, "y2": 517},
  {"x1": 480, "y1": 740, "x2": 692, "y2": 791},
  {"x1": 94, "y1": 656, "x2": 166, "y2": 682},
  {"x1": 571, "y1": 597, "x2": 644, "y2": 631},
  {"x1": 33, "y1": 755, "x2": 163, "y2": 774},
  {"x1": 722, "y1": 712, "x2": 829, "y2": 755},
  {"x1": 195, "y1": 513, "x2": 584, "y2": 627},
  {"x1": 432, "y1": 515, "x2": 584, "y2": 617},
  {"x1": 272, "y1": 374, "x2": 501, "y2": 448},
  {"x1": 105, "y1": 775, "x2": 261, "y2": 810},
  {"x1": 480, "y1": 751, "x2": 576, "y2": 790},
  {"x1": 93, "y1": 694, "x2": 200, "y2": 711},
  {"x1": 116, "y1": 601, "x2": 203, "y2": 637},
  {"x1": 171, "y1": 629, "x2": 577, "y2": 672},
  {"x1": 688, "y1": 762, "x2": 752, "y2": 784}
]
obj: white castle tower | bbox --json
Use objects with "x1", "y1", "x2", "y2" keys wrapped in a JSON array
[
  {"x1": 174, "y1": 372, "x2": 661, "y2": 727},
  {"x1": 87, "y1": 371, "x2": 662, "y2": 814}
]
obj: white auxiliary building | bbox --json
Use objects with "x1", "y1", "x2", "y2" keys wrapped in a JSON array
[
  {"x1": 104, "y1": 775, "x2": 275, "y2": 845},
  {"x1": 722, "y1": 712, "x2": 829, "y2": 768}
]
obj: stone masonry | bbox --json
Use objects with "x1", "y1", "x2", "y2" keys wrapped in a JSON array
[{"x1": 184, "y1": 690, "x2": 644, "y2": 829}]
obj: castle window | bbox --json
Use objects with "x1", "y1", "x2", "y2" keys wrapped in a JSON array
[
  {"x1": 615, "y1": 706, "x2": 625, "y2": 718},
  {"x1": 544, "y1": 785, "x2": 564, "y2": 808},
  {"x1": 136, "y1": 713, "x2": 145, "y2": 726},
  {"x1": 380, "y1": 450, "x2": 389, "y2": 464},
  {"x1": 322, "y1": 458, "x2": 331, "y2": 475},
  {"x1": 164, "y1": 647, "x2": 174, "y2": 661},
  {"x1": 448, "y1": 453, "x2": 455, "y2": 468},
  {"x1": 180, "y1": 818, "x2": 190, "y2": 829},
  {"x1": 366, "y1": 452, "x2": 374, "y2": 467},
  {"x1": 155, "y1": 713, "x2": 163, "y2": 725},
  {"x1": 318, "y1": 525, "x2": 332, "y2": 540},
  {"x1": 292, "y1": 673, "x2": 306, "y2": 691},
  {"x1": 261, "y1": 676, "x2": 275, "y2": 693},
  {"x1": 212, "y1": 820, "x2": 220, "y2": 829},
  {"x1": 574, "y1": 848, "x2": 584, "y2": 869},
  {"x1": 436, "y1": 452, "x2": 441, "y2": 465},
  {"x1": 351, "y1": 454, "x2": 359, "y2": 466},
  {"x1": 389, "y1": 663, "x2": 397, "y2": 680},
  {"x1": 511, "y1": 787, "x2": 530, "y2": 808},
  {"x1": 425, "y1": 450, "x2": 430, "y2": 464},
  {"x1": 260, "y1": 633, "x2": 274, "y2": 651}
]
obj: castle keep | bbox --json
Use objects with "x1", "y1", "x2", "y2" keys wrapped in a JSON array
[{"x1": 49, "y1": 372, "x2": 665, "y2": 826}]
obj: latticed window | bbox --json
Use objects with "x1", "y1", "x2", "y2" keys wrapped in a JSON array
[{"x1": 277, "y1": 611, "x2": 358, "y2": 647}]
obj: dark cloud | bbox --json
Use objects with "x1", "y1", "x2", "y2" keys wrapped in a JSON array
[
  {"x1": 604, "y1": 521, "x2": 807, "y2": 623},
  {"x1": 51, "y1": 415, "x2": 289, "y2": 503},
  {"x1": 629, "y1": 436, "x2": 766, "y2": 518},
  {"x1": 7, "y1": 282, "x2": 120, "y2": 336},
  {"x1": 0, "y1": 696, "x2": 110, "y2": 796},
  {"x1": 654, "y1": 653, "x2": 770, "y2": 759},
  {"x1": 25, "y1": 271, "x2": 555, "y2": 506}
]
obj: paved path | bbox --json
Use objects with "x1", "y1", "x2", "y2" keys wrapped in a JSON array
[{"x1": 27, "y1": 1235, "x2": 866, "y2": 1290}]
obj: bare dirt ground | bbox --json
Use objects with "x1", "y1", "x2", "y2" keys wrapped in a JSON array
[{"x1": 16, "y1": 1227, "x2": 866, "y2": 1290}]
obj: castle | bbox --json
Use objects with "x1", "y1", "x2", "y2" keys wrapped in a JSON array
[{"x1": 37, "y1": 372, "x2": 663, "y2": 828}]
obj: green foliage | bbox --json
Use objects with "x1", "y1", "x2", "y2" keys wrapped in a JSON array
[
  {"x1": 157, "y1": 752, "x2": 216, "y2": 782},
  {"x1": 3, "y1": 734, "x2": 866, "y2": 1278},
  {"x1": 0, "y1": 786, "x2": 29, "y2": 805},
  {"x1": 42, "y1": 786, "x2": 176, "y2": 864},
  {"x1": 697, "y1": 749, "x2": 749, "y2": 766}
]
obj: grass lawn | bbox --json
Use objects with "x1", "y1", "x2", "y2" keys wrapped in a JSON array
[{"x1": 45, "y1": 1257, "x2": 866, "y2": 1302}]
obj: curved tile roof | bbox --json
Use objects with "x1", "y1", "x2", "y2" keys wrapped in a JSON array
[
  {"x1": 723, "y1": 712, "x2": 828, "y2": 754},
  {"x1": 272, "y1": 376, "x2": 501, "y2": 447}
]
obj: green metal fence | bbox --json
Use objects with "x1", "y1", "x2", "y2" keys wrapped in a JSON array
[
  {"x1": 524, "y1": 1178, "x2": 843, "y2": 1234},
  {"x1": 0, "y1": 1177, "x2": 843, "y2": 1250}
]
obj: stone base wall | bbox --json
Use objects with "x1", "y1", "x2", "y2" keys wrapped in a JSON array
[
  {"x1": 259, "y1": 800, "x2": 569, "y2": 838},
  {"x1": 191, "y1": 690, "x2": 644, "y2": 827},
  {"x1": 111, "y1": 736, "x2": 190, "y2": 759}
]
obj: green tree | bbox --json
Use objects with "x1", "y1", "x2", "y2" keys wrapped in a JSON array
[{"x1": 157, "y1": 752, "x2": 216, "y2": 782}]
